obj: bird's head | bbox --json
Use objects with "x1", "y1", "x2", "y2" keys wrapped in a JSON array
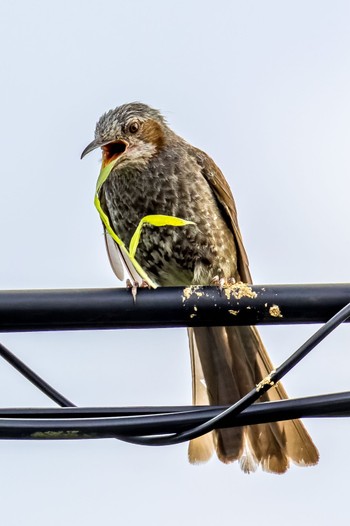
[{"x1": 81, "y1": 102, "x2": 167, "y2": 168}]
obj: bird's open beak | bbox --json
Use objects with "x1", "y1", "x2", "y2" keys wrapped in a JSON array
[{"x1": 81, "y1": 138, "x2": 128, "y2": 166}]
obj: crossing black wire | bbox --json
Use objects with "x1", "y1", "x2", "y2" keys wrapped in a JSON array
[
  {"x1": 112, "y1": 301, "x2": 350, "y2": 446},
  {"x1": 0, "y1": 343, "x2": 74, "y2": 407}
]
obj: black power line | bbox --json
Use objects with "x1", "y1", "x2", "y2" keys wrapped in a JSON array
[
  {"x1": 0, "y1": 284, "x2": 349, "y2": 444},
  {"x1": 0, "y1": 392, "x2": 349, "y2": 440},
  {"x1": 0, "y1": 284, "x2": 349, "y2": 332}
]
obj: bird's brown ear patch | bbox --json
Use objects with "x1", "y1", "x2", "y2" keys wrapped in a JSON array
[{"x1": 142, "y1": 120, "x2": 165, "y2": 150}]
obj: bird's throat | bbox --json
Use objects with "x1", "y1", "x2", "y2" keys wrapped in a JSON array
[{"x1": 102, "y1": 140, "x2": 127, "y2": 168}]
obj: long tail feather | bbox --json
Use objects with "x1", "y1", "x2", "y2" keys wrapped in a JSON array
[
  {"x1": 187, "y1": 328, "x2": 215, "y2": 464},
  {"x1": 188, "y1": 325, "x2": 319, "y2": 473}
]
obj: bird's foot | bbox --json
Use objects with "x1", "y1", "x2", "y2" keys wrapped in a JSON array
[
  {"x1": 126, "y1": 279, "x2": 150, "y2": 302},
  {"x1": 211, "y1": 275, "x2": 236, "y2": 291}
]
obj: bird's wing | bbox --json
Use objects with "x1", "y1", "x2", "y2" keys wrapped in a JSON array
[
  {"x1": 195, "y1": 149, "x2": 252, "y2": 283},
  {"x1": 103, "y1": 229, "x2": 143, "y2": 283},
  {"x1": 189, "y1": 149, "x2": 319, "y2": 470},
  {"x1": 103, "y1": 230, "x2": 125, "y2": 280},
  {"x1": 100, "y1": 188, "x2": 142, "y2": 283}
]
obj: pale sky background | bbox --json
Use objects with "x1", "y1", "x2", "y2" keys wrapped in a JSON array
[{"x1": 0, "y1": 1, "x2": 350, "y2": 524}]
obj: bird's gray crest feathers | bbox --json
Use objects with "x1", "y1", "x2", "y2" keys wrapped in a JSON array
[{"x1": 95, "y1": 102, "x2": 166, "y2": 142}]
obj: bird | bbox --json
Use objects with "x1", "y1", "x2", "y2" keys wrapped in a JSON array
[{"x1": 81, "y1": 102, "x2": 319, "y2": 473}]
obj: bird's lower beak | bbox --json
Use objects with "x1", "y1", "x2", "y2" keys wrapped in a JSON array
[{"x1": 80, "y1": 139, "x2": 128, "y2": 163}]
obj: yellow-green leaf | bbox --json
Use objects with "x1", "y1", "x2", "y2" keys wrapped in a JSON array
[
  {"x1": 94, "y1": 194, "x2": 125, "y2": 249},
  {"x1": 96, "y1": 158, "x2": 119, "y2": 193},
  {"x1": 94, "y1": 194, "x2": 159, "y2": 288},
  {"x1": 94, "y1": 163, "x2": 196, "y2": 290},
  {"x1": 129, "y1": 214, "x2": 195, "y2": 259}
]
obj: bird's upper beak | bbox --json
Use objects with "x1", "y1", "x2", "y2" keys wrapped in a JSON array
[
  {"x1": 81, "y1": 138, "x2": 128, "y2": 167},
  {"x1": 80, "y1": 138, "x2": 103, "y2": 159}
]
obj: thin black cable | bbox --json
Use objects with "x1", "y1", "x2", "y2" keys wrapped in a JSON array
[
  {"x1": 0, "y1": 343, "x2": 75, "y2": 408},
  {"x1": 0, "y1": 392, "x2": 350, "y2": 440},
  {"x1": 116, "y1": 302, "x2": 350, "y2": 446},
  {"x1": 0, "y1": 391, "x2": 349, "y2": 420},
  {"x1": 0, "y1": 302, "x2": 349, "y2": 444}
]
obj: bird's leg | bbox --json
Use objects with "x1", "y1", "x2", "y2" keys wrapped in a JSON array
[{"x1": 126, "y1": 278, "x2": 150, "y2": 302}]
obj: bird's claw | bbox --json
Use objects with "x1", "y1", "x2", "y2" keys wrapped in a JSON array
[
  {"x1": 211, "y1": 276, "x2": 236, "y2": 291},
  {"x1": 126, "y1": 279, "x2": 150, "y2": 302}
]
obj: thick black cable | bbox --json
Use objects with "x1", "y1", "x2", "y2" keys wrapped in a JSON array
[{"x1": 1, "y1": 284, "x2": 350, "y2": 332}]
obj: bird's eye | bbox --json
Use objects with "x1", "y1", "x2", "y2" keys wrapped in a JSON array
[{"x1": 128, "y1": 121, "x2": 140, "y2": 134}]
